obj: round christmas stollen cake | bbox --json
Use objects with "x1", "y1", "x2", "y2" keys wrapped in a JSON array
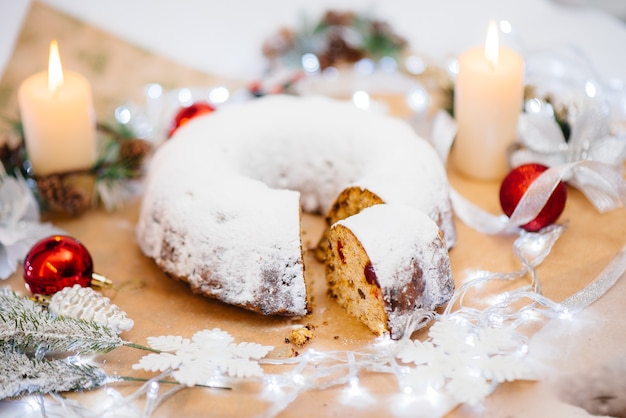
[{"x1": 136, "y1": 95, "x2": 455, "y2": 337}]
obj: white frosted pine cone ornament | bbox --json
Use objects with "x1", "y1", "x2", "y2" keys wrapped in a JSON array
[{"x1": 48, "y1": 284, "x2": 134, "y2": 333}]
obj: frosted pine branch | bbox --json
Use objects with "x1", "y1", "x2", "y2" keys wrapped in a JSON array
[
  {"x1": 0, "y1": 348, "x2": 108, "y2": 400},
  {"x1": 0, "y1": 289, "x2": 123, "y2": 355}
]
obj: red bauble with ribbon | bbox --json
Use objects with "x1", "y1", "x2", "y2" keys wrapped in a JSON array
[
  {"x1": 23, "y1": 235, "x2": 111, "y2": 295},
  {"x1": 499, "y1": 163, "x2": 568, "y2": 232}
]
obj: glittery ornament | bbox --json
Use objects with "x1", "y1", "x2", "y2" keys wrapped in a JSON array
[
  {"x1": 168, "y1": 102, "x2": 215, "y2": 138},
  {"x1": 499, "y1": 163, "x2": 567, "y2": 232},
  {"x1": 23, "y1": 235, "x2": 110, "y2": 295},
  {"x1": 49, "y1": 285, "x2": 134, "y2": 333}
]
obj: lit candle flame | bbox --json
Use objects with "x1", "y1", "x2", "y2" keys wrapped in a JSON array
[
  {"x1": 48, "y1": 40, "x2": 64, "y2": 96},
  {"x1": 484, "y1": 20, "x2": 499, "y2": 68}
]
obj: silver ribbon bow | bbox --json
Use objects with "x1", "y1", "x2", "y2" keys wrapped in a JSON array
[
  {"x1": 0, "y1": 164, "x2": 64, "y2": 279},
  {"x1": 512, "y1": 104, "x2": 626, "y2": 213},
  {"x1": 429, "y1": 107, "x2": 626, "y2": 314},
  {"x1": 431, "y1": 109, "x2": 626, "y2": 235}
]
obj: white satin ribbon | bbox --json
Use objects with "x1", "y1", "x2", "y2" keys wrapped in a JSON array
[
  {"x1": 0, "y1": 164, "x2": 65, "y2": 279},
  {"x1": 561, "y1": 244, "x2": 626, "y2": 314},
  {"x1": 431, "y1": 110, "x2": 626, "y2": 235},
  {"x1": 428, "y1": 109, "x2": 626, "y2": 315}
]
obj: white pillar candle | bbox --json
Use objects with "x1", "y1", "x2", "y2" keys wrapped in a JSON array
[
  {"x1": 18, "y1": 40, "x2": 97, "y2": 176},
  {"x1": 452, "y1": 20, "x2": 524, "y2": 181}
]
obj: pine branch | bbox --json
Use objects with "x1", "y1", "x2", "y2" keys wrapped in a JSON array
[
  {"x1": 0, "y1": 348, "x2": 108, "y2": 400},
  {"x1": 97, "y1": 121, "x2": 135, "y2": 141},
  {"x1": 0, "y1": 289, "x2": 123, "y2": 355}
]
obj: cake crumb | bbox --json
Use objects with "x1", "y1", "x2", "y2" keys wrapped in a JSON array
[{"x1": 286, "y1": 324, "x2": 316, "y2": 347}]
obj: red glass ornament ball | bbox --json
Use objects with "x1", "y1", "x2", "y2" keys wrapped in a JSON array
[
  {"x1": 23, "y1": 235, "x2": 94, "y2": 295},
  {"x1": 168, "y1": 101, "x2": 215, "y2": 138},
  {"x1": 499, "y1": 163, "x2": 567, "y2": 232}
]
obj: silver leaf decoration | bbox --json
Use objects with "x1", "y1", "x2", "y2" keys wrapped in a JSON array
[{"x1": 0, "y1": 164, "x2": 65, "y2": 279}]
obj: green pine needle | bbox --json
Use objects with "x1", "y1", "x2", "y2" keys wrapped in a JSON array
[
  {"x1": 0, "y1": 289, "x2": 123, "y2": 355},
  {"x1": 98, "y1": 121, "x2": 135, "y2": 140},
  {"x1": 0, "y1": 348, "x2": 108, "y2": 400},
  {"x1": 1, "y1": 115, "x2": 23, "y2": 137}
]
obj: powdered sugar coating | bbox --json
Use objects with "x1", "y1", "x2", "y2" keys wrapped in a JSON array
[
  {"x1": 137, "y1": 95, "x2": 454, "y2": 316},
  {"x1": 336, "y1": 204, "x2": 454, "y2": 337}
]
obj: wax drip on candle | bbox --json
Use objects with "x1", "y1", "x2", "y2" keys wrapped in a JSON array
[
  {"x1": 48, "y1": 40, "x2": 64, "y2": 98},
  {"x1": 484, "y1": 20, "x2": 499, "y2": 69}
]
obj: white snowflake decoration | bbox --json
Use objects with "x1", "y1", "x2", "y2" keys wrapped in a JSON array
[
  {"x1": 132, "y1": 328, "x2": 274, "y2": 387},
  {"x1": 396, "y1": 317, "x2": 533, "y2": 406}
]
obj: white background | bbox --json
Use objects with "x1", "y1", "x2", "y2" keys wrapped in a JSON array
[{"x1": 1, "y1": 0, "x2": 626, "y2": 83}]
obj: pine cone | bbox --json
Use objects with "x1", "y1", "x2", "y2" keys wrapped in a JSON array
[
  {"x1": 119, "y1": 138, "x2": 152, "y2": 171},
  {"x1": 0, "y1": 135, "x2": 25, "y2": 173},
  {"x1": 0, "y1": 142, "x2": 11, "y2": 162},
  {"x1": 322, "y1": 10, "x2": 355, "y2": 27},
  {"x1": 319, "y1": 34, "x2": 364, "y2": 69},
  {"x1": 36, "y1": 174, "x2": 91, "y2": 216},
  {"x1": 262, "y1": 27, "x2": 296, "y2": 58}
]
